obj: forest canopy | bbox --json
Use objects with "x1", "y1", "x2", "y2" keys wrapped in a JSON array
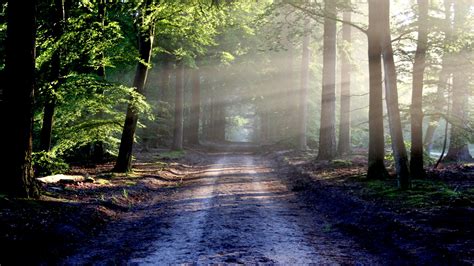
[{"x1": 0, "y1": 0, "x2": 472, "y2": 197}]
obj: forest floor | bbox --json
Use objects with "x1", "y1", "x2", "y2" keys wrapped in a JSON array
[{"x1": 0, "y1": 143, "x2": 473, "y2": 264}]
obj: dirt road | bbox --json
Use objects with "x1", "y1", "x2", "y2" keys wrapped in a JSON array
[{"x1": 65, "y1": 152, "x2": 381, "y2": 264}]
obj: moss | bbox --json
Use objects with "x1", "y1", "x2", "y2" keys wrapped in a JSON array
[
  {"x1": 95, "y1": 179, "x2": 111, "y2": 185},
  {"x1": 363, "y1": 179, "x2": 466, "y2": 207},
  {"x1": 96, "y1": 172, "x2": 117, "y2": 179},
  {"x1": 124, "y1": 180, "x2": 137, "y2": 186},
  {"x1": 156, "y1": 150, "x2": 185, "y2": 160},
  {"x1": 153, "y1": 161, "x2": 169, "y2": 170},
  {"x1": 331, "y1": 159, "x2": 353, "y2": 167}
]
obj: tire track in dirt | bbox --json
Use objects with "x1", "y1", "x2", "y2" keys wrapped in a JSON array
[
  {"x1": 64, "y1": 152, "x2": 381, "y2": 264},
  {"x1": 129, "y1": 154, "x2": 379, "y2": 264}
]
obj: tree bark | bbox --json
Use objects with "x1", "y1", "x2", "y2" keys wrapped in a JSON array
[
  {"x1": 114, "y1": 4, "x2": 154, "y2": 172},
  {"x1": 214, "y1": 92, "x2": 226, "y2": 142},
  {"x1": 380, "y1": 0, "x2": 411, "y2": 189},
  {"x1": 410, "y1": 0, "x2": 429, "y2": 178},
  {"x1": 367, "y1": 0, "x2": 389, "y2": 180},
  {"x1": 159, "y1": 59, "x2": 172, "y2": 103},
  {"x1": 172, "y1": 61, "x2": 184, "y2": 150},
  {"x1": 445, "y1": 0, "x2": 472, "y2": 162},
  {"x1": 445, "y1": 74, "x2": 472, "y2": 161},
  {"x1": 423, "y1": 0, "x2": 452, "y2": 153},
  {"x1": 1, "y1": 0, "x2": 40, "y2": 198},
  {"x1": 317, "y1": 0, "x2": 337, "y2": 160},
  {"x1": 39, "y1": 0, "x2": 65, "y2": 152},
  {"x1": 298, "y1": 20, "x2": 310, "y2": 151},
  {"x1": 188, "y1": 67, "x2": 201, "y2": 145},
  {"x1": 337, "y1": 10, "x2": 352, "y2": 156}
]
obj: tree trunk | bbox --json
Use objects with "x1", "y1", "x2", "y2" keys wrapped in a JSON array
[
  {"x1": 337, "y1": 10, "x2": 352, "y2": 156},
  {"x1": 260, "y1": 111, "x2": 269, "y2": 143},
  {"x1": 367, "y1": 0, "x2": 389, "y2": 180},
  {"x1": 92, "y1": 0, "x2": 107, "y2": 162},
  {"x1": 214, "y1": 93, "x2": 226, "y2": 142},
  {"x1": 410, "y1": 0, "x2": 429, "y2": 178},
  {"x1": 216, "y1": 105, "x2": 226, "y2": 141},
  {"x1": 445, "y1": 73, "x2": 472, "y2": 161},
  {"x1": 298, "y1": 20, "x2": 310, "y2": 151},
  {"x1": 380, "y1": 0, "x2": 411, "y2": 189},
  {"x1": 114, "y1": 7, "x2": 154, "y2": 172},
  {"x1": 445, "y1": 0, "x2": 472, "y2": 162},
  {"x1": 317, "y1": 0, "x2": 337, "y2": 160},
  {"x1": 423, "y1": 0, "x2": 452, "y2": 153},
  {"x1": 209, "y1": 95, "x2": 216, "y2": 140},
  {"x1": 1, "y1": 0, "x2": 40, "y2": 198},
  {"x1": 172, "y1": 61, "x2": 184, "y2": 150},
  {"x1": 159, "y1": 59, "x2": 172, "y2": 103},
  {"x1": 188, "y1": 68, "x2": 201, "y2": 145},
  {"x1": 39, "y1": 0, "x2": 65, "y2": 152}
]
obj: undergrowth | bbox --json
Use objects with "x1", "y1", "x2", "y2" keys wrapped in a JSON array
[{"x1": 362, "y1": 179, "x2": 470, "y2": 207}]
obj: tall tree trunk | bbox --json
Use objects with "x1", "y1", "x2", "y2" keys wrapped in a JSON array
[
  {"x1": 410, "y1": 0, "x2": 429, "y2": 178},
  {"x1": 281, "y1": 14, "x2": 296, "y2": 141},
  {"x1": 1, "y1": 0, "x2": 40, "y2": 198},
  {"x1": 114, "y1": 5, "x2": 154, "y2": 172},
  {"x1": 260, "y1": 111, "x2": 269, "y2": 143},
  {"x1": 159, "y1": 59, "x2": 171, "y2": 103},
  {"x1": 445, "y1": 73, "x2": 472, "y2": 161},
  {"x1": 423, "y1": 0, "x2": 452, "y2": 153},
  {"x1": 214, "y1": 92, "x2": 226, "y2": 142},
  {"x1": 92, "y1": 0, "x2": 107, "y2": 162},
  {"x1": 172, "y1": 61, "x2": 184, "y2": 150},
  {"x1": 380, "y1": 0, "x2": 411, "y2": 189},
  {"x1": 337, "y1": 10, "x2": 352, "y2": 156},
  {"x1": 317, "y1": 0, "x2": 337, "y2": 160},
  {"x1": 39, "y1": 0, "x2": 65, "y2": 152},
  {"x1": 367, "y1": 0, "x2": 389, "y2": 180},
  {"x1": 188, "y1": 67, "x2": 201, "y2": 145},
  {"x1": 445, "y1": 0, "x2": 472, "y2": 161},
  {"x1": 298, "y1": 20, "x2": 310, "y2": 151},
  {"x1": 209, "y1": 95, "x2": 216, "y2": 140}
]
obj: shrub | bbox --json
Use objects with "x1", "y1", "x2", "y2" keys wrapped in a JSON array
[{"x1": 32, "y1": 151, "x2": 69, "y2": 177}]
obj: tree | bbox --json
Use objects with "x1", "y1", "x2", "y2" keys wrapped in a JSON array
[
  {"x1": 92, "y1": 0, "x2": 108, "y2": 162},
  {"x1": 298, "y1": 19, "x2": 311, "y2": 151},
  {"x1": 423, "y1": 0, "x2": 453, "y2": 154},
  {"x1": 367, "y1": 0, "x2": 389, "y2": 180},
  {"x1": 188, "y1": 67, "x2": 201, "y2": 145},
  {"x1": 317, "y1": 0, "x2": 337, "y2": 160},
  {"x1": 445, "y1": 0, "x2": 473, "y2": 162},
  {"x1": 39, "y1": 0, "x2": 65, "y2": 152},
  {"x1": 410, "y1": 0, "x2": 429, "y2": 178},
  {"x1": 1, "y1": 0, "x2": 40, "y2": 197},
  {"x1": 380, "y1": 0, "x2": 410, "y2": 189},
  {"x1": 172, "y1": 61, "x2": 184, "y2": 150},
  {"x1": 337, "y1": 8, "x2": 352, "y2": 156},
  {"x1": 114, "y1": 0, "x2": 154, "y2": 172}
]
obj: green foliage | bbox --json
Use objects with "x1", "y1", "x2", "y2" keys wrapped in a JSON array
[
  {"x1": 34, "y1": 74, "x2": 152, "y2": 157},
  {"x1": 36, "y1": 12, "x2": 127, "y2": 73},
  {"x1": 364, "y1": 179, "x2": 467, "y2": 207},
  {"x1": 32, "y1": 151, "x2": 69, "y2": 177}
]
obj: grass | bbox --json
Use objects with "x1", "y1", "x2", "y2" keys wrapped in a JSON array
[
  {"x1": 124, "y1": 180, "x2": 137, "y2": 186},
  {"x1": 331, "y1": 159, "x2": 353, "y2": 167},
  {"x1": 156, "y1": 150, "x2": 186, "y2": 160},
  {"x1": 363, "y1": 179, "x2": 467, "y2": 208},
  {"x1": 95, "y1": 179, "x2": 111, "y2": 185},
  {"x1": 153, "y1": 161, "x2": 169, "y2": 170}
]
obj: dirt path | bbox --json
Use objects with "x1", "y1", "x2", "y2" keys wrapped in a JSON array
[{"x1": 64, "y1": 153, "x2": 381, "y2": 264}]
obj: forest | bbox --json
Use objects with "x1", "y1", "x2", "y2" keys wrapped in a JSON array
[{"x1": 0, "y1": 0, "x2": 473, "y2": 264}]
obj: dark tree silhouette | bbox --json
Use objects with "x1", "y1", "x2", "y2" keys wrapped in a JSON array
[{"x1": 1, "y1": 0, "x2": 40, "y2": 198}]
